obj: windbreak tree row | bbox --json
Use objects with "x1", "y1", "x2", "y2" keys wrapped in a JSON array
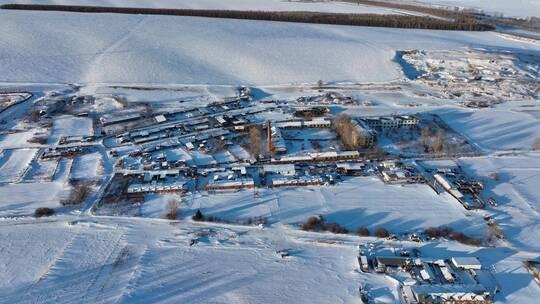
[{"x1": 1, "y1": 4, "x2": 494, "y2": 31}]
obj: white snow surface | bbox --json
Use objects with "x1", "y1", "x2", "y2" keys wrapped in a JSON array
[
  {"x1": 0, "y1": 10, "x2": 539, "y2": 85},
  {"x1": 436, "y1": 105, "x2": 540, "y2": 152},
  {"x1": 459, "y1": 153, "x2": 540, "y2": 251},
  {"x1": 48, "y1": 115, "x2": 93, "y2": 144},
  {"x1": 0, "y1": 182, "x2": 66, "y2": 216},
  {"x1": 189, "y1": 176, "x2": 487, "y2": 236},
  {"x1": 0, "y1": 215, "x2": 538, "y2": 304},
  {"x1": 71, "y1": 152, "x2": 102, "y2": 180},
  {"x1": 0, "y1": 148, "x2": 37, "y2": 183},
  {"x1": 417, "y1": 0, "x2": 540, "y2": 18},
  {"x1": 0, "y1": 217, "x2": 390, "y2": 304}
]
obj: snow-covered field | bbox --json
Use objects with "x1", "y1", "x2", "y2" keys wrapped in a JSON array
[
  {"x1": 48, "y1": 115, "x2": 93, "y2": 145},
  {"x1": 0, "y1": 148, "x2": 37, "y2": 183},
  {"x1": 436, "y1": 104, "x2": 540, "y2": 152},
  {"x1": 3, "y1": 0, "x2": 538, "y2": 18},
  {"x1": 0, "y1": 217, "x2": 385, "y2": 304},
  {"x1": 0, "y1": 10, "x2": 539, "y2": 85},
  {"x1": 187, "y1": 176, "x2": 487, "y2": 236},
  {"x1": 0, "y1": 182, "x2": 66, "y2": 217},
  {"x1": 71, "y1": 152, "x2": 103, "y2": 180},
  {"x1": 417, "y1": 0, "x2": 540, "y2": 18},
  {"x1": 1, "y1": 215, "x2": 539, "y2": 304},
  {"x1": 459, "y1": 153, "x2": 540, "y2": 251}
]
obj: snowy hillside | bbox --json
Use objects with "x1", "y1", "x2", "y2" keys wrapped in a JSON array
[{"x1": 1, "y1": 10, "x2": 538, "y2": 85}]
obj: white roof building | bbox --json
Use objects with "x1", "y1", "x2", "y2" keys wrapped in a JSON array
[
  {"x1": 451, "y1": 257, "x2": 482, "y2": 270},
  {"x1": 154, "y1": 115, "x2": 167, "y2": 123},
  {"x1": 263, "y1": 164, "x2": 296, "y2": 176}
]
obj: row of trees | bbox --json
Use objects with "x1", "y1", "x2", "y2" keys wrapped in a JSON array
[
  {"x1": 1, "y1": 4, "x2": 493, "y2": 31},
  {"x1": 420, "y1": 127, "x2": 461, "y2": 156},
  {"x1": 333, "y1": 113, "x2": 364, "y2": 149},
  {"x1": 249, "y1": 126, "x2": 263, "y2": 158},
  {"x1": 424, "y1": 226, "x2": 483, "y2": 246},
  {"x1": 301, "y1": 215, "x2": 349, "y2": 234},
  {"x1": 192, "y1": 209, "x2": 268, "y2": 225}
]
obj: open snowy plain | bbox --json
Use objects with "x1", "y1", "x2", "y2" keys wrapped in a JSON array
[
  {"x1": 0, "y1": 1, "x2": 539, "y2": 304},
  {"x1": 1, "y1": 8, "x2": 539, "y2": 85}
]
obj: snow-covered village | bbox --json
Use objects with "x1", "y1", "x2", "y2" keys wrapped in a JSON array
[{"x1": 0, "y1": 0, "x2": 539, "y2": 303}]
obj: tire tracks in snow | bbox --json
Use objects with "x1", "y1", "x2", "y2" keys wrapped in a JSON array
[
  {"x1": 80, "y1": 231, "x2": 126, "y2": 303},
  {"x1": 83, "y1": 16, "x2": 148, "y2": 83},
  {"x1": 18, "y1": 226, "x2": 83, "y2": 304}
]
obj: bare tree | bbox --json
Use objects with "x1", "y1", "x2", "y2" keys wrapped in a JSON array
[
  {"x1": 62, "y1": 183, "x2": 91, "y2": 206},
  {"x1": 249, "y1": 126, "x2": 262, "y2": 158},
  {"x1": 420, "y1": 127, "x2": 430, "y2": 144},
  {"x1": 375, "y1": 227, "x2": 389, "y2": 238},
  {"x1": 333, "y1": 113, "x2": 363, "y2": 149},
  {"x1": 532, "y1": 137, "x2": 540, "y2": 151},
  {"x1": 165, "y1": 198, "x2": 179, "y2": 220},
  {"x1": 429, "y1": 129, "x2": 446, "y2": 154},
  {"x1": 316, "y1": 80, "x2": 324, "y2": 91},
  {"x1": 116, "y1": 96, "x2": 129, "y2": 108}
]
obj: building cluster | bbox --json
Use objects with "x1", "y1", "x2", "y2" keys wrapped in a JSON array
[
  {"x1": 296, "y1": 92, "x2": 355, "y2": 105},
  {"x1": 359, "y1": 245, "x2": 499, "y2": 304},
  {"x1": 97, "y1": 92, "x2": 442, "y2": 213},
  {"x1": 114, "y1": 112, "x2": 427, "y2": 199},
  {"x1": 41, "y1": 146, "x2": 88, "y2": 159},
  {"x1": 127, "y1": 181, "x2": 186, "y2": 194},
  {"x1": 59, "y1": 135, "x2": 95, "y2": 145},
  {"x1": 360, "y1": 115, "x2": 420, "y2": 130},
  {"x1": 378, "y1": 161, "x2": 420, "y2": 184},
  {"x1": 271, "y1": 151, "x2": 360, "y2": 164},
  {"x1": 431, "y1": 166, "x2": 485, "y2": 210}
]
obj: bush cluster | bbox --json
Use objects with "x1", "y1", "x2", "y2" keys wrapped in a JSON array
[
  {"x1": 62, "y1": 184, "x2": 91, "y2": 206},
  {"x1": 300, "y1": 216, "x2": 349, "y2": 234},
  {"x1": 424, "y1": 226, "x2": 483, "y2": 246},
  {"x1": 356, "y1": 226, "x2": 370, "y2": 237},
  {"x1": 35, "y1": 207, "x2": 54, "y2": 217},
  {"x1": 191, "y1": 210, "x2": 267, "y2": 226},
  {"x1": 374, "y1": 227, "x2": 390, "y2": 238}
]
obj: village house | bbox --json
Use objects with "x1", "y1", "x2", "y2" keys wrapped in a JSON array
[
  {"x1": 205, "y1": 179, "x2": 255, "y2": 191},
  {"x1": 270, "y1": 176, "x2": 323, "y2": 188},
  {"x1": 127, "y1": 181, "x2": 186, "y2": 194},
  {"x1": 100, "y1": 113, "x2": 142, "y2": 126},
  {"x1": 361, "y1": 115, "x2": 419, "y2": 129},
  {"x1": 263, "y1": 164, "x2": 296, "y2": 176},
  {"x1": 336, "y1": 162, "x2": 366, "y2": 176},
  {"x1": 303, "y1": 117, "x2": 332, "y2": 128},
  {"x1": 352, "y1": 120, "x2": 375, "y2": 147},
  {"x1": 404, "y1": 285, "x2": 492, "y2": 304},
  {"x1": 270, "y1": 126, "x2": 287, "y2": 154}
]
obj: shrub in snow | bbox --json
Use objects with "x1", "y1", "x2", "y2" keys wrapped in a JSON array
[
  {"x1": 301, "y1": 216, "x2": 324, "y2": 231},
  {"x1": 356, "y1": 226, "x2": 370, "y2": 237},
  {"x1": 424, "y1": 226, "x2": 483, "y2": 246},
  {"x1": 35, "y1": 207, "x2": 54, "y2": 217},
  {"x1": 300, "y1": 215, "x2": 348, "y2": 234},
  {"x1": 62, "y1": 183, "x2": 91, "y2": 206},
  {"x1": 326, "y1": 223, "x2": 348, "y2": 234},
  {"x1": 193, "y1": 210, "x2": 203, "y2": 221},
  {"x1": 424, "y1": 226, "x2": 453, "y2": 238},
  {"x1": 375, "y1": 227, "x2": 390, "y2": 238}
]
